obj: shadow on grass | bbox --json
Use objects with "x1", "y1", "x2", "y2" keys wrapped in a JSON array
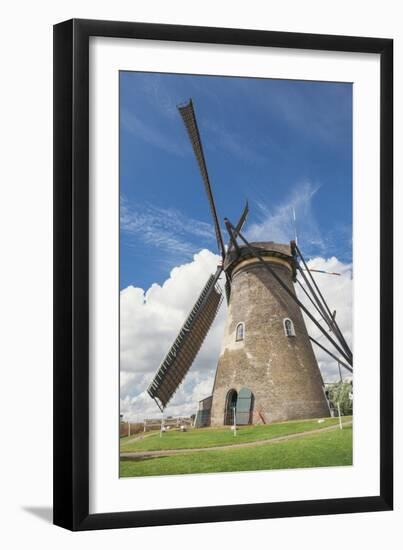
[{"x1": 120, "y1": 455, "x2": 161, "y2": 463}]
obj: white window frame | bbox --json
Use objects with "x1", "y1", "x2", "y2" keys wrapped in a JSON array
[
  {"x1": 235, "y1": 322, "x2": 245, "y2": 342},
  {"x1": 283, "y1": 318, "x2": 296, "y2": 337}
]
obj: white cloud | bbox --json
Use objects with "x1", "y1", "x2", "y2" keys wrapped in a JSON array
[
  {"x1": 120, "y1": 250, "x2": 352, "y2": 421},
  {"x1": 120, "y1": 199, "x2": 215, "y2": 261},
  {"x1": 296, "y1": 256, "x2": 353, "y2": 382},
  {"x1": 120, "y1": 249, "x2": 226, "y2": 421},
  {"x1": 245, "y1": 181, "x2": 324, "y2": 254}
]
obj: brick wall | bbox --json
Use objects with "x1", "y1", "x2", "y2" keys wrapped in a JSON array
[{"x1": 210, "y1": 250, "x2": 330, "y2": 425}]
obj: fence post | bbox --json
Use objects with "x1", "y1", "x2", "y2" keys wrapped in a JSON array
[{"x1": 337, "y1": 402, "x2": 343, "y2": 430}]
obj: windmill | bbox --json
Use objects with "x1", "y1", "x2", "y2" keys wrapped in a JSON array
[{"x1": 147, "y1": 99, "x2": 353, "y2": 427}]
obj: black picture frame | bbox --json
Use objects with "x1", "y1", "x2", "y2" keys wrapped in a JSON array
[{"x1": 53, "y1": 18, "x2": 393, "y2": 531}]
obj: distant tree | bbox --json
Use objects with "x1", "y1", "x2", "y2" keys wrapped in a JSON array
[{"x1": 327, "y1": 380, "x2": 353, "y2": 416}]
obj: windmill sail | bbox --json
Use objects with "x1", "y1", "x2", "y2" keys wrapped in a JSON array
[
  {"x1": 178, "y1": 100, "x2": 225, "y2": 260},
  {"x1": 227, "y1": 201, "x2": 249, "y2": 255},
  {"x1": 147, "y1": 269, "x2": 224, "y2": 410}
]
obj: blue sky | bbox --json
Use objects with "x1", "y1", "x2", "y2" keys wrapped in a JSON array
[{"x1": 120, "y1": 71, "x2": 352, "y2": 291}]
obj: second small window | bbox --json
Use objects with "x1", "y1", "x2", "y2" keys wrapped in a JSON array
[
  {"x1": 283, "y1": 318, "x2": 296, "y2": 337},
  {"x1": 235, "y1": 322, "x2": 245, "y2": 341}
]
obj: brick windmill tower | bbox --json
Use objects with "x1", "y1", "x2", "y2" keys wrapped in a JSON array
[
  {"x1": 147, "y1": 100, "x2": 353, "y2": 427},
  {"x1": 209, "y1": 241, "x2": 329, "y2": 426}
]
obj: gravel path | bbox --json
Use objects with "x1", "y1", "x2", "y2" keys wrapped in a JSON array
[{"x1": 120, "y1": 420, "x2": 352, "y2": 460}]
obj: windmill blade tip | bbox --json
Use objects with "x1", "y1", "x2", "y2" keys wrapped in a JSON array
[{"x1": 177, "y1": 98, "x2": 193, "y2": 109}]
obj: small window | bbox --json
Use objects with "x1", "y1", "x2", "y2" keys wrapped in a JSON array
[
  {"x1": 235, "y1": 322, "x2": 244, "y2": 341},
  {"x1": 283, "y1": 318, "x2": 295, "y2": 337}
]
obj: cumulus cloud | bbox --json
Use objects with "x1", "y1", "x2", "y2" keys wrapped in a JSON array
[
  {"x1": 120, "y1": 250, "x2": 352, "y2": 421},
  {"x1": 120, "y1": 249, "x2": 226, "y2": 421},
  {"x1": 296, "y1": 256, "x2": 353, "y2": 382}
]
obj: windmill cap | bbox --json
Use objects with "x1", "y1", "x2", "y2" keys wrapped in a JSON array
[
  {"x1": 224, "y1": 241, "x2": 296, "y2": 278},
  {"x1": 249, "y1": 241, "x2": 291, "y2": 255}
]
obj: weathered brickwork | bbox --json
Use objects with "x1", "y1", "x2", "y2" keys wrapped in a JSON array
[{"x1": 209, "y1": 243, "x2": 330, "y2": 426}]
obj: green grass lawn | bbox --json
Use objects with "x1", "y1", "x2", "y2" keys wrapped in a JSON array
[
  {"x1": 120, "y1": 416, "x2": 351, "y2": 453},
  {"x1": 120, "y1": 424, "x2": 352, "y2": 477}
]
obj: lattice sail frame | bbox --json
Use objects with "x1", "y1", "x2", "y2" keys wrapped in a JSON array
[
  {"x1": 147, "y1": 270, "x2": 223, "y2": 411},
  {"x1": 178, "y1": 100, "x2": 225, "y2": 260}
]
